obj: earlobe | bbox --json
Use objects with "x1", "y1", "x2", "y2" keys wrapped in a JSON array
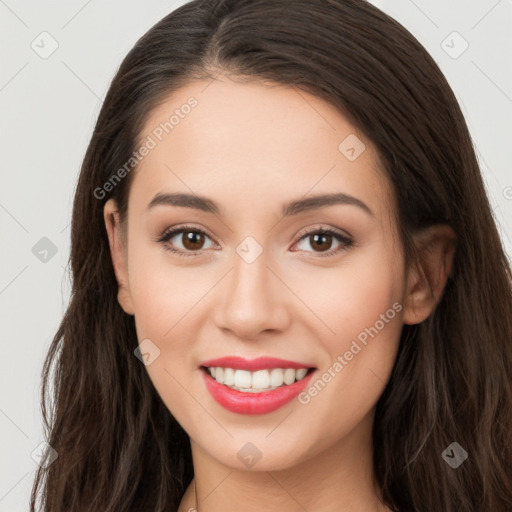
[
  {"x1": 402, "y1": 224, "x2": 457, "y2": 325},
  {"x1": 103, "y1": 199, "x2": 135, "y2": 315}
]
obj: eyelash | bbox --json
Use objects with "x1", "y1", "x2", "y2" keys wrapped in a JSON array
[{"x1": 155, "y1": 224, "x2": 354, "y2": 258}]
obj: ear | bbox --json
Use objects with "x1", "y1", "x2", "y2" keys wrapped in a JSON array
[
  {"x1": 103, "y1": 199, "x2": 134, "y2": 315},
  {"x1": 402, "y1": 224, "x2": 456, "y2": 325}
]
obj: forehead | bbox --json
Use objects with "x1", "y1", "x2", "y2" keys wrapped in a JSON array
[{"x1": 130, "y1": 76, "x2": 393, "y2": 222}]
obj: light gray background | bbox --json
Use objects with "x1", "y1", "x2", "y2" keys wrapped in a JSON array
[{"x1": 1, "y1": 1, "x2": 511, "y2": 510}]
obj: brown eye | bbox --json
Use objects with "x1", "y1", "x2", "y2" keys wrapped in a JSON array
[
  {"x1": 309, "y1": 233, "x2": 334, "y2": 252},
  {"x1": 293, "y1": 228, "x2": 354, "y2": 257},
  {"x1": 181, "y1": 230, "x2": 205, "y2": 251},
  {"x1": 157, "y1": 226, "x2": 216, "y2": 257}
]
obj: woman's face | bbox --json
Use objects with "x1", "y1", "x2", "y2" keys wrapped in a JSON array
[{"x1": 106, "y1": 75, "x2": 410, "y2": 471}]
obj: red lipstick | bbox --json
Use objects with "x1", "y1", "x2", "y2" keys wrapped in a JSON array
[{"x1": 200, "y1": 356, "x2": 316, "y2": 415}]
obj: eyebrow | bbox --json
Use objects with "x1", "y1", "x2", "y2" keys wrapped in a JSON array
[{"x1": 147, "y1": 192, "x2": 374, "y2": 217}]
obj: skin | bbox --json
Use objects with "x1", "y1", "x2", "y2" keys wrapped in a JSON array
[{"x1": 104, "y1": 74, "x2": 456, "y2": 512}]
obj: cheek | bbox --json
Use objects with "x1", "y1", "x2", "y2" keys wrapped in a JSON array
[
  {"x1": 127, "y1": 236, "x2": 206, "y2": 335},
  {"x1": 288, "y1": 243, "x2": 404, "y2": 415},
  {"x1": 287, "y1": 242, "x2": 403, "y2": 349},
  {"x1": 126, "y1": 246, "x2": 210, "y2": 418}
]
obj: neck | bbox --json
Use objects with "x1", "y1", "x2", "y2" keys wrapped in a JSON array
[{"x1": 178, "y1": 409, "x2": 393, "y2": 512}]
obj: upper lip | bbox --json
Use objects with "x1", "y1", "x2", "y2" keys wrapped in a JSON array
[{"x1": 201, "y1": 356, "x2": 316, "y2": 372}]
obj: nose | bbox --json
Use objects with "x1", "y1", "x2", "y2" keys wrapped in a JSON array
[{"x1": 213, "y1": 250, "x2": 291, "y2": 341}]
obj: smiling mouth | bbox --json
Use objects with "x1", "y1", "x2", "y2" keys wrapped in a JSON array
[{"x1": 200, "y1": 366, "x2": 316, "y2": 393}]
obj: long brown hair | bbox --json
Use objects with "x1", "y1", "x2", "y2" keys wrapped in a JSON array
[{"x1": 31, "y1": 0, "x2": 512, "y2": 510}]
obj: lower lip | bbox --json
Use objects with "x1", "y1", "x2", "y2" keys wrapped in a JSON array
[{"x1": 200, "y1": 368, "x2": 316, "y2": 415}]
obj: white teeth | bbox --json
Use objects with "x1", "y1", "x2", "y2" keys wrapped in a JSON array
[
  {"x1": 252, "y1": 370, "x2": 270, "y2": 389},
  {"x1": 295, "y1": 368, "x2": 308, "y2": 380},
  {"x1": 269, "y1": 368, "x2": 284, "y2": 387},
  {"x1": 283, "y1": 368, "x2": 296, "y2": 385},
  {"x1": 207, "y1": 367, "x2": 311, "y2": 392},
  {"x1": 224, "y1": 367, "x2": 235, "y2": 386},
  {"x1": 233, "y1": 369, "x2": 252, "y2": 389}
]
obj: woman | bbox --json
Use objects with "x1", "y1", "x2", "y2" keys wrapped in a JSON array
[{"x1": 31, "y1": 0, "x2": 512, "y2": 511}]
